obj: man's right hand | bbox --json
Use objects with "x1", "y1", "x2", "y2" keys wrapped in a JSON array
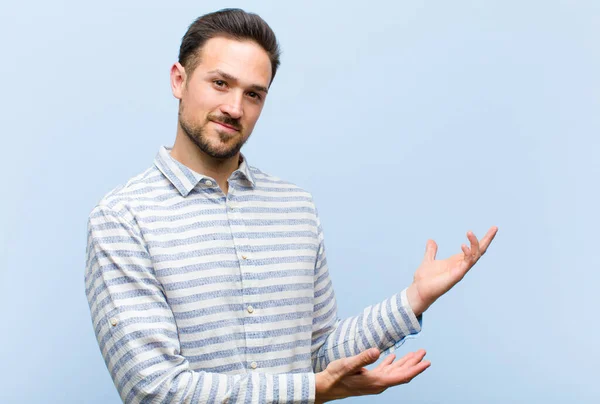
[{"x1": 315, "y1": 348, "x2": 430, "y2": 403}]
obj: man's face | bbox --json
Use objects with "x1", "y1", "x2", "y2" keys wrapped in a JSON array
[{"x1": 172, "y1": 36, "x2": 272, "y2": 159}]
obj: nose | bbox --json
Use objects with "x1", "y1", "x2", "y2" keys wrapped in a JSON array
[{"x1": 219, "y1": 91, "x2": 243, "y2": 120}]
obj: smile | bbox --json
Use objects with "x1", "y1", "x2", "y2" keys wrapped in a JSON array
[{"x1": 211, "y1": 120, "x2": 240, "y2": 132}]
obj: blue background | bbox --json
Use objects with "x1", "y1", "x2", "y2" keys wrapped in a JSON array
[{"x1": 1, "y1": 1, "x2": 598, "y2": 402}]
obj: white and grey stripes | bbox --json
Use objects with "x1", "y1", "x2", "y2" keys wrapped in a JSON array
[{"x1": 85, "y1": 146, "x2": 421, "y2": 403}]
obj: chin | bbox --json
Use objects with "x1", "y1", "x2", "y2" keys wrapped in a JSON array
[{"x1": 202, "y1": 141, "x2": 243, "y2": 159}]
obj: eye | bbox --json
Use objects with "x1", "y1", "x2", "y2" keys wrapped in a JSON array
[
  {"x1": 213, "y1": 80, "x2": 227, "y2": 88},
  {"x1": 247, "y1": 91, "x2": 262, "y2": 101}
]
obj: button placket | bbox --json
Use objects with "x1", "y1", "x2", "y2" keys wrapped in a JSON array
[{"x1": 226, "y1": 184, "x2": 257, "y2": 367}]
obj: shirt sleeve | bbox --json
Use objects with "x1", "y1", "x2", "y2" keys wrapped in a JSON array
[
  {"x1": 85, "y1": 205, "x2": 316, "y2": 403},
  {"x1": 310, "y1": 209, "x2": 423, "y2": 372}
]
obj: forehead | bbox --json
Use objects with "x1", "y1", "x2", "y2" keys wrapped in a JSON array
[{"x1": 194, "y1": 36, "x2": 272, "y2": 86}]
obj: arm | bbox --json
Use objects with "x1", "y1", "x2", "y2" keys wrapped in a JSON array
[
  {"x1": 309, "y1": 224, "x2": 497, "y2": 403},
  {"x1": 309, "y1": 212, "x2": 422, "y2": 373},
  {"x1": 85, "y1": 205, "x2": 315, "y2": 403}
]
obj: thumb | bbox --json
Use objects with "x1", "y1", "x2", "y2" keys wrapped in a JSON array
[
  {"x1": 343, "y1": 348, "x2": 380, "y2": 375},
  {"x1": 423, "y1": 239, "x2": 438, "y2": 263}
]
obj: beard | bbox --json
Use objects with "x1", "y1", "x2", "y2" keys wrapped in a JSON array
[{"x1": 178, "y1": 104, "x2": 249, "y2": 160}]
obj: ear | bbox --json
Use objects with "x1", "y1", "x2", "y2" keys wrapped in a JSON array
[{"x1": 170, "y1": 62, "x2": 186, "y2": 100}]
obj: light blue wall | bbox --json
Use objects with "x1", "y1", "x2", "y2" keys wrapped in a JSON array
[{"x1": 1, "y1": 1, "x2": 598, "y2": 402}]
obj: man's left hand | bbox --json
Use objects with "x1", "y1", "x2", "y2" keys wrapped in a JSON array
[{"x1": 406, "y1": 226, "x2": 498, "y2": 316}]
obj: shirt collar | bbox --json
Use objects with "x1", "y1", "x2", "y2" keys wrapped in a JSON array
[{"x1": 154, "y1": 146, "x2": 256, "y2": 197}]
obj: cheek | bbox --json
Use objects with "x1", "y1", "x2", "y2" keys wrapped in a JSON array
[
  {"x1": 243, "y1": 105, "x2": 263, "y2": 129},
  {"x1": 184, "y1": 83, "x2": 217, "y2": 115}
]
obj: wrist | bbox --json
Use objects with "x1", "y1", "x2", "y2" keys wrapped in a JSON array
[
  {"x1": 406, "y1": 283, "x2": 427, "y2": 317},
  {"x1": 315, "y1": 370, "x2": 341, "y2": 404},
  {"x1": 315, "y1": 372, "x2": 330, "y2": 404}
]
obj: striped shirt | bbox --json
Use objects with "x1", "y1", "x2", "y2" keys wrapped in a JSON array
[{"x1": 85, "y1": 145, "x2": 422, "y2": 403}]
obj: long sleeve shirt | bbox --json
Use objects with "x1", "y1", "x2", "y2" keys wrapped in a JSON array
[{"x1": 84, "y1": 146, "x2": 422, "y2": 403}]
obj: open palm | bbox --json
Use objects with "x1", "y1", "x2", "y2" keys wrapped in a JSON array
[
  {"x1": 315, "y1": 348, "x2": 430, "y2": 403},
  {"x1": 409, "y1": 226, "x2": 498, "y2": 314}
]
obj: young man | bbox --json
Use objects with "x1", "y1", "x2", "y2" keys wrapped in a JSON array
[{"x1": 85, "y1": 8, "x2": 497, "y2": 403}]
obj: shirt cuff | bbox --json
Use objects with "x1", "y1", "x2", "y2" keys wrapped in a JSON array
[
  {"x1": 380, "y1": 288, "x2": 423, "y2": 356},
  {"x1": 273, "y1": 372, "x2": 315, "y2": 403},
  {"x1": 401, "y1": 287, "x2": 423, "y2": 332}
]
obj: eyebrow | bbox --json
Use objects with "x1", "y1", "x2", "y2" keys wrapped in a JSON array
[{"x1": 207, "y1": 69, "x2": 269, "y2": 94}]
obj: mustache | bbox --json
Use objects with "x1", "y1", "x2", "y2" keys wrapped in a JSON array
[{"x1": 208, "y1": 114, "x2": 242, "y2": 131}]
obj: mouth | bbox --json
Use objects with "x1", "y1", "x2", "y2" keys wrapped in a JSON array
[{"x1": 211, "y1": 120, "x2": 240, "y2": 132}]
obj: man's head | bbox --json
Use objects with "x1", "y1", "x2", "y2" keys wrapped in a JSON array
[{"x1": 170, "y1": 9, "x2": 281, "y2": 160}]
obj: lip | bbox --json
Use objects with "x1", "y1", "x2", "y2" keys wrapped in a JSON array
[{"x1": 211, "y1": 120, "x2": 240, "y2": 132}]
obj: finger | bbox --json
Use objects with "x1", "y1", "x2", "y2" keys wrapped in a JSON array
[
  {"x1": 479, "y1": 226, "x2": 498, "y2": 255},
  {"x1": 390, "y1": 351, "x2": 414, "y2": 369},
  {"x1": 422, "y1": 240, "x2": 438, "y2": 263},
  {"x1": 343, "y1": 348, "x2": 381, "y2": 375},
  {"x1": 387, "y1": 359, "x2": 431, "y2": 386},
  {"x1": 382, "y1": 354, "x2": 396, "y2": 366},
  {"x1": 376, "y1": 354, "x2": 396, "y2": 369},
  {"x1": 405, "y1": 360, "x2": 431, "y2": 380},
  {"x1": 391, "y1": 350, "x2": 422, "y2": 369},
  {"x1": 461, "y1": 244, "x2": 471, "y2": 257},
  {"x1": 428, "y1": 240, "x2": 438, "y2": 261},
  {"x1": 467, "y1": 231, "x2": 480, "y2": 260},
  {"x1": 405, "y1": 349, "x2": 427, "y2": 367}
]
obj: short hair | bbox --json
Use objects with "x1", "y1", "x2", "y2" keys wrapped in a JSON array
[{"x1": 178, "y1": 8, "x2": 281, "y2": 84}]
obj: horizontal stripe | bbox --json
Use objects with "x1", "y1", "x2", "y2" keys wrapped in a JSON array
[{"x1": 85, "y1": 145, "x2": 422, "y2": 403}]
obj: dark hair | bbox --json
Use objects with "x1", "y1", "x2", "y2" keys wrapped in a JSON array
[{"x1": 179, "y1": 8, "x2": 281, "y2": 84}]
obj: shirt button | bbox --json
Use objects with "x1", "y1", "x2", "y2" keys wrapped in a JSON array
[
  {"x1": 246, "y1": 305, "x2": 254, "y2": 314},
  {"x1": 109, "y1": 318, "x2": 118, "y2": 326},
  {"x1": 250, "y1": 361, "x2": 257, "y2": 369},
  {"x1": 241, "y1": 255, "x2": 248, "y2": 260},
  {"x1": 205, "y1": 180, "x2": 213, "y2": 186}
]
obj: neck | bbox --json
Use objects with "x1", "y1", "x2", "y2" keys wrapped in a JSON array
[{"x1": 170, "y1": 129, "x2": 240, "y2": 195}]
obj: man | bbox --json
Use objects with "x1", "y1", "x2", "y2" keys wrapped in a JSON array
[{"x1": 85, "y1": 8, "x2": 497, "y2": 403}]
